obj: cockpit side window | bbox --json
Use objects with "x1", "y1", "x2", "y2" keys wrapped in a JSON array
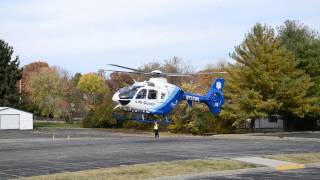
[
  {"x1": 136, "y1": 89, "x2": 147, "y2": 99},
  {"x1": 148, "y1": 90, "x2": 157, "y2": 99},
  {"x1": 161, "y1": 93, "x2": 166, "y2": 99},
  {"x1": 119, "y1": 86, "x2": 141, "y2": 99}
]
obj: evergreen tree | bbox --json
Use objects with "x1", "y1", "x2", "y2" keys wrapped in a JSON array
[
  {"x1": 278, "y1": 21, "x2": 320, "y2": 121},
  {"x1": 228, "y1": 24, "x2": 317, "y2": 129},
  {"x1": 278, "y1": 20, "x2": 320, "y2": 97},
  {"x1": 0, "y1": 40, "x2": 22, "y2": 107}
]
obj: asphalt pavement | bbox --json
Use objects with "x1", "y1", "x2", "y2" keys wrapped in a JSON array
[
  {"x1": 0, "y1": 129, "x2": 319, "y2": 179},
  {"x1": 256, "y1": 131, "x2": 320, "y2": 139}
]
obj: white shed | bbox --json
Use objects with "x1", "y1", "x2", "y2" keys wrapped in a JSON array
[{"x1": 0, "y1": 107, "x2": 33, "y2": 130}]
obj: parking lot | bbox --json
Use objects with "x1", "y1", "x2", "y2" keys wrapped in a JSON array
[{"x1": 0, "y1": 129, "x2": 319, "y2": 179}]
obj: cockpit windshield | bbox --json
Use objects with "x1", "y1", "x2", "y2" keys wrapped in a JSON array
[{"x1": 119, "y1": 86, "x2": 141, "y2": 99}]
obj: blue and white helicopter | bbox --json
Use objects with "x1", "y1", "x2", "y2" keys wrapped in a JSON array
[{"x1": 106, "y1": 64, "x2": 226, "y2": 124}]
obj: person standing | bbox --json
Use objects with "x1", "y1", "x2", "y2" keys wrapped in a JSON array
[{"x1": 154, "y1": 122, "x2": 159, "y2": 139}]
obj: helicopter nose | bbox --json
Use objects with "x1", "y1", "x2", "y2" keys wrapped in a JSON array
[{"x1": 112, "y1": 92, "x2": 131, "y2": 106}]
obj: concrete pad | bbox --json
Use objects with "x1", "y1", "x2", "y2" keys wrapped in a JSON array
[{"x1": 233, "y1": 157, "x2": 305, "y2": 171}]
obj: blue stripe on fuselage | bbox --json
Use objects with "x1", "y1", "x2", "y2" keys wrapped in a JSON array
[{"x1": 150, "y1": 86, "x2": 182, "y2": 115}]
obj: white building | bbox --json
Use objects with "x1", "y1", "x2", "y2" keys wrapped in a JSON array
[
  {"x1": 254, "y1": 117, "x2": 284, "y2": 131},
  {"x1": 0, "y1": 107, "x2": 33, "y2": 130},
  {"x1": 245, "y1": 115, "x2": 284, "y2": 132}
]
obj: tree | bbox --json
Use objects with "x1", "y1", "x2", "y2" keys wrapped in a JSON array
[
  {"x1": 229, "y1": 23, "x2": 317, "y2": 130},
  {"x1": 55, "y1": 68, "x2": 85, "y2": 122},
  {"x1": 0, "y1": 39, "x2": 22, "y2": 107},
  {"x1": 78, "y1": 73, "x2": 106, "y2": 94},
  {"x1": 19, "y1": 61, "x2": 50, "y2": 112},
  {"x1": 169, "y1": 82, "x2": 214, "y2": 135},
  {"x1": 278, "y1": 20, "x2": 320, "y2": 119},
  {"x1": 21, "y1": 61, "x2": 49, "y2": 95},
  {"x1": 78, "y1": 74, "x2": 115, "y2": 128},
  {"x1": 81, "y1": 94, "x2": 116, "y2": 128},
  {"x1": 77, "y1": 73, "x2": 107, "y2": 110},
  {"x1": 27, "y1": 68, "x2": 64, "y2": 117},
  {"x1": 106, "y1": 72, "x2": 133, "y2": 93},
  {"x1": 72, "y1": 73, "x2": 82, "y2": 86},
  {"x1": 67, "y1": 72, "x2": 85, "y2": 120}
]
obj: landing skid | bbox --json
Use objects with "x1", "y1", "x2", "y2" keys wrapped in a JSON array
[{"x1": 112, "y1": 112, "x2": 171, "y2": 125}]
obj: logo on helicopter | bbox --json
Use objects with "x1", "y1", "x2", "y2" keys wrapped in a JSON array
[
  {"x1": 216, "y1": 81, "x2": 222, "y2": 90},
  {"x1": 135, "y1": 100, "x2": 155, "y2": 106},
  {"x1": 171, "y1": 100, "x2": 178, "y2": 108}
]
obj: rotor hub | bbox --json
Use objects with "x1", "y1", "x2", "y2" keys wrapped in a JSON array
[{"x1": 150, "y1": 70, "x2": 163, "y2": 77}]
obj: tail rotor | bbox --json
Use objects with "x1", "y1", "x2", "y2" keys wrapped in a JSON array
[{"x1": 206, "y1": 78, "x2": 225, "y2": 114}]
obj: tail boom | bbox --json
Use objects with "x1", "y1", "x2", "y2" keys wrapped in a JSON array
[{"x1": 183, "y1": 78, "x2": 225, "y2": 114}]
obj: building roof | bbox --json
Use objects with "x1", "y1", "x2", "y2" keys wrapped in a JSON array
[
  {"x1": 0, "y1": 107, "x2": 10, "y2": 111},
  {"x1": 0, "y1": 107, "x2": 33, "y2": 114}
]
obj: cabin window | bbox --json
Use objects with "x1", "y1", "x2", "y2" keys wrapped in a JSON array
[
  {"x1": 161, "y1": 93, "x2": 166, "y2": 99},
  {"x1": 136, "y1": 89, "x2": 147, "y2": 99},
  {"x1": 147, "y1": 82, "x2": 155, "y2": 87},
  {"x1": 148, "y1": 90, "x2": 157, "y2": 99}
]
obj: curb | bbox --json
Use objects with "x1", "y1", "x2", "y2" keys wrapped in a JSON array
[
  {"x1": 148, "y1": 167, "x2": 273, "y2": 180},
  {"x1": 233, "y1": 157, "x2": 306, "y2": 171},
  {"x1": 149, "y1": 162, "x2": 320, "y2": 180},
  {"x1": 305, "y1": 162, "x2": 320, "y2": 168},
  {"x1": 149, "y1": 163, "x2": 319, "y2": 180},
  {"x1": 275, "y1": 164, "x2": 305, "y2": 171}
]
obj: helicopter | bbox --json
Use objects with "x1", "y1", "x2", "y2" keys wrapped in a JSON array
[{"x1": 105, "y1": 64, "x2": 226, "y2": 124}]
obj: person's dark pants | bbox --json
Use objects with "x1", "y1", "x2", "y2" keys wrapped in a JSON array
[{"x1": 154, "y1": 130, "x2": 159, "y2": 138}]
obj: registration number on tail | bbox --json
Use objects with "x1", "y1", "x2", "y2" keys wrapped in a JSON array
[{"x1": 185, "y1": 95, "x2": 200, "y2": 102}]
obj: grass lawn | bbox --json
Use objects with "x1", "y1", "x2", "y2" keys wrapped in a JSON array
[
  {"x1": 265, "y1": 152, "x2": 320, "y2": 164},
  {"x1": 19, "y1": 159, "x2": 256, "y2": 180},
  {"x1": 33, "y1": 121, "x2": 81, "y2": 129}
]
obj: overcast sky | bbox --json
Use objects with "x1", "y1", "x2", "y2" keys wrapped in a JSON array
[{"x1": 1, "y1": 0, "x2": 319, "y2": 74}]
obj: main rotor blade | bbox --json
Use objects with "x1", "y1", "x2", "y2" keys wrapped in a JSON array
[
  {"x1": 103, "y1": 69, "x2": 145, "y2": 74},
  {"x1": 108, "y1": 64, "x2": 145, "y2": 73},
  {"x1": 165, "y1": 71, "x2": 228, "y2": 77},
  {"x1": 165, "y1": 74, "x2": 192, "y2": 77}
]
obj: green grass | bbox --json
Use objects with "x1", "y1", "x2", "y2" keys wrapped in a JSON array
[
  {"x1": 265, "y1": 152, "x2": 320, "y2": 164},
  {"x1": 33, "y1": 122, "x2": 81, "y2": 129},
  {"x1": 18, "y1": 159, "x2": 256, "y2": 180}
]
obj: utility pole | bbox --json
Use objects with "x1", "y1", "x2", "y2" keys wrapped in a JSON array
[{"x1": 19, "y1": 79, "x2": 22, "y2": 101}]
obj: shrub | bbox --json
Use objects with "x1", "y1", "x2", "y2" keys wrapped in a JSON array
[{"x1": 81, "y1": 94, "x2": 116, "y2": 128}]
